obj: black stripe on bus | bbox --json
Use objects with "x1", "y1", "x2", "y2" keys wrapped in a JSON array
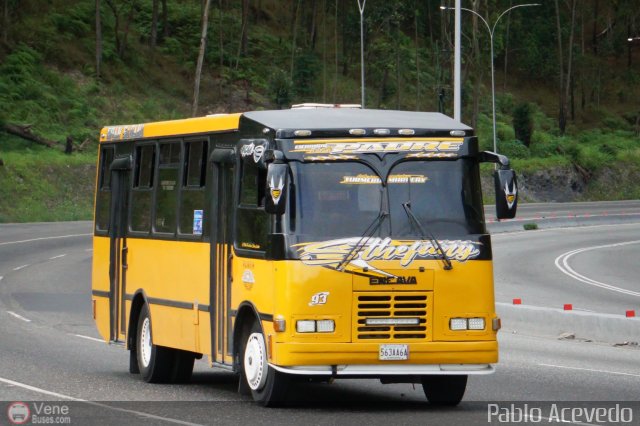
[
  {"x1": 123, "y1": 293, "x2": 210, "y2": 312},
  {"x1": 228, "y1": 309, "x2": 273, "y2": 322},
  {"x1": 92, "y1": 290, "x2": 111, "y2": 298},
  {"x1": 259, "y1": 313, "x2": 274, "y2": 322}
]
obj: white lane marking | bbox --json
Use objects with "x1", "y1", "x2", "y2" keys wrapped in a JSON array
[
  {"x1": 7, "y1": 311, "x2": 31, "y2": 322},
  {"x1": 0, "y1": 233, "x2": 91, "y2": 246},
  {"x1": 49, "y1": 254, "x2": 67, "y2": 260},
  {"x1": 71, "y1": 334, "x2": 105, "y2": 343},
  {"x1": 85, "y1": 248, "x2": 93, "y2": 252},
  {"x1": 554, "y1": 240, "x2": 640, "y2": 297},
  {"x1": 539, "y1": 363, "x2": 640, "y2": 379},
  {"x1": 0, "y1": 276, "x2": 3, "y2": 281},
  {"x1": 0, "y1": 376, "x2": 205, "y2": 426},
  {"x1": 13, "y1": 264, "x2": 29, "y2": 271}
]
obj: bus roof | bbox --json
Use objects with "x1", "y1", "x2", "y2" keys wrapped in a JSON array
[
  {"x1": 99, "y1": 109, "x2": 471, "y2": 143},
  {"x1": 100, "y1": 113, "x2": 242, "y2": 143},
  {"x1": 244, "y1": 109, "x2": 472, "y2": 132}
]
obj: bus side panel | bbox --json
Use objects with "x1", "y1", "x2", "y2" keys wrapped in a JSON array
[
  {"x1": 125, "y1": 238, "x2": 210, "y2": 354},
  {"x1": 230, "y1": 254, "x2": 275, "y2": 362},
  {"x1": 92, "y1": 235, "x2": 111, "y2": 341}
]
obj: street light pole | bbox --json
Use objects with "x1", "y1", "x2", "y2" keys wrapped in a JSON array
[
  {"x1": 358, "y1": 0, "x2": 366, "y2": 108},
  {"x1": 441, "y1": 3, "x2": 539, "y2": 155}
]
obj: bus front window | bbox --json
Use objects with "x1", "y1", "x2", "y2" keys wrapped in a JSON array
[
  {"x1": 387, "y1": 159, "x2": 486, "y2": 237},
  {"x1": 291, "y1": 162, "x2": 384, "y2": 241},
  {"x1": 290, "y1": 159, "x2": 486, "y2": 244}
]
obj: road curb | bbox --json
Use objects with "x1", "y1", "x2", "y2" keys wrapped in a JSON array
[{"x1": 497, "y1": 303, "x2": 640, "y2": 344}]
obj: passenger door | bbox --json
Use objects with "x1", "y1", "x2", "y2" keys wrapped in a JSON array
[
  {"x1": 107, "y1": 156, "x2": 131, "y2": 342},
  {"x1": 209, "y1": 150, "x2": 235, "y2": 364}
]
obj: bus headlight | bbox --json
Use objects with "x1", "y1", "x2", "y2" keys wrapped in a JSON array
[
  {"x1": 468, "y1": 317, "x2": 485, "y2": 330},
  {"x1": 449, "y1": 318, "x2": 468, "y2": 330},
  {"x1": 449, "y1": 317, "x2": 486, "y2": 331},
  {"x1": 316, "y1": 320, "x2": 335, "y2": 333},
  {"x1": 296, "y1": 320, "x2": 316, "y2": 333},
  {"x1": 296, "y1": 319, "x2": 336, "y2": 333}
]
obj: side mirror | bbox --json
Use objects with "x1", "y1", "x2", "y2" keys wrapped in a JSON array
[
  {"x1": 265, "y1": 163, "x2": 289, "y2": 215},
  {"x1": 494, "y1": 169, "x2": 518, "y2": 219}
]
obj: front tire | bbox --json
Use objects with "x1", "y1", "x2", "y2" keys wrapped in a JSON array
[
  {"x1": 421, "y1": 375, "x2": 467, "y2": 406},
  {"x1": 241, "y1": 322, "x2": 289, "y2": 406},
  {"x1": 136, "y1": 304, "x2": 174, "y2": 383}
]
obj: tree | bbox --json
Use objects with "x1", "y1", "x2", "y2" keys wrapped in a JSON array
[
  {"x1": 192, "y1": 0, "x2": 212, "y2": 117},
  {"x1": 161, "y1": 0, "x2": 168, "y2": 38},
  {"x1": 105, "y1": 0, "x2": 139, "y2": 59},
  {"x1": 236, "y1": 0, "x2": 249, "y2": 68},
  {"x1": 513, "y1": 102, "x2": 534, "y2": 147},
  {"x1": 2, "y1": 0, "x2": 9, "y2": 45},
  {"x1": 150, "y1": 0, "x2": 158, "y2": 50},
  {"x1": 96, "y1": 0, "x2": 102, "y2": 79},
  {"x1": 290, "y1": 0, "x2": 301, "y2": 79}
]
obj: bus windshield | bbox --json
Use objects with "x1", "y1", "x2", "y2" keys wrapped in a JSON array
[{"x1": 290, "y1": 159, "x2": 485, "y2": 243}]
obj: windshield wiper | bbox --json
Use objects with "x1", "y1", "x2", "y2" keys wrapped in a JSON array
[
  {"x1": 336, "y1": 210, "x2": 388, "y2": 272},
  {"x1": 402, "y1": 202, "x2": 453, "y2": 270}
]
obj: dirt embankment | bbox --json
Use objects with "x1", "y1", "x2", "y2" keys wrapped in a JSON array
[{"x1": 482, "y1": 164, "x2": 640, "y2": 203}]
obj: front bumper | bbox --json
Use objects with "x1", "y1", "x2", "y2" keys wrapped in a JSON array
[
  {"x1": 271, "y1": 340, "x2": 498, "y2": 369},
  {"x1": 270, "y1": 363, "x2": 495, "y2": 376}
]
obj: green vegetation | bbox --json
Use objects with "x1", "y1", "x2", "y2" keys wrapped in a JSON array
[
  {"x1": 523, "y1": 223, "x2": 539, "y2": 231},
  {"x1": 0, "y1": 1, "x2": 639, "y2": 222},
  {"x1": 0, "y1": 135, "x2": 95, "y2": 222}
]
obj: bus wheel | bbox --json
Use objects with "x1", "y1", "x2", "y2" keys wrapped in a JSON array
[
  {"x1": 421, "y1": 375, "x2": 467, "y2": 406},
  {"x1": 242, "y1": 322, "x2": 289, "y2": 406},
  {"x1": 136, "y1": 304, "x2": 174, "y2": 383}
]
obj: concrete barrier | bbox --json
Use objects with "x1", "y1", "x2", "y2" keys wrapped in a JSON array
[{"x1": 497, "y1": 302, "x2": 640, "y2": 344}]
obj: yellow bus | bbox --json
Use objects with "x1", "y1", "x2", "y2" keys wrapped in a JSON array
[{"x1": 92, "y1": 105, "x2": 518, "y2": 406}]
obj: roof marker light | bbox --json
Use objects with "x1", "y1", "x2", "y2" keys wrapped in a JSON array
[
  {"x1": 398, "y1": 129, "x2": 415, "y2": 136},
  {"x1": 374, "y1": 129, "x2": 391, "y2": 136},
  {"x1": 450, "y1": 130, "x2": 466, "y2": 137},
  {"x1": 349, "y1": 129, "x2": 366, "y2": 136},
  {"x1": 294, "y1": 130, "x2": 312, "y2": 137}
]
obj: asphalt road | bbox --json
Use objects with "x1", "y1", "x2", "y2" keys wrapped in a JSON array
[
  {"x1": 493, "y1": 222, "x2": 640, "y2": 316},
  {"x1": 1, "y1": 204, "x2": 639, "y2": 425},
  {"x1": 486, "y1": 199, "x2": 640, "y2": 232}
]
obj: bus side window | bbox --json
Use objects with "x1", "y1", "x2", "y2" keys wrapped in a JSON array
[
  {"x1": 130, "y1": 144, "x2": 156, "y2": 233},
  {"x1": 179, "y1": 140, "x2": 207, "y2": 236},
  {"x1": 95, "y1": 146, "x2": 115, "y2": 232},
  {"x1": 236, "y1": 158, "x2": 269, "y2": 253},
  {"x1": 155, "y1": 141, "x2": 181, "y2": 234}
]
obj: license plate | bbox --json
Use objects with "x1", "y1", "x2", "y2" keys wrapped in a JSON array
[{"x1": 379, "y1": 344, "x2": 409, "y2": 361}]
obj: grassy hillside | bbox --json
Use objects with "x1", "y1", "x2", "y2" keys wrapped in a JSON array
[
  {"x1": 0, "y1": 136, "x2": 95, "y2": 222},
  {"x1": 1, "y1": 1, "x2": 639, "y2": 222}
]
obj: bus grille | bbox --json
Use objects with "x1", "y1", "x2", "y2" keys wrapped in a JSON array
[{"x1": 354, "y1": 292, "x2": 432, "y2": 341}]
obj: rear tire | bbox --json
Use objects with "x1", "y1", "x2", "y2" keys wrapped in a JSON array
[
  {"x1": 421, "y1": 375, "x2": 467, "y2": 406},
  {"x1": 241, "y1": 322, "x2": 289, "y2": 406},
  {"x1": 136, "y1": 304, "x2": 174, "y2": 383}
]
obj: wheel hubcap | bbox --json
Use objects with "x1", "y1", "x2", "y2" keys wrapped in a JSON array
[
  {"x1": 140, "y1": 317, "x2": 152, "y2": 368},
  {"x1": 244, "y1": 332, "x2": 267, "y2": 391}
]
